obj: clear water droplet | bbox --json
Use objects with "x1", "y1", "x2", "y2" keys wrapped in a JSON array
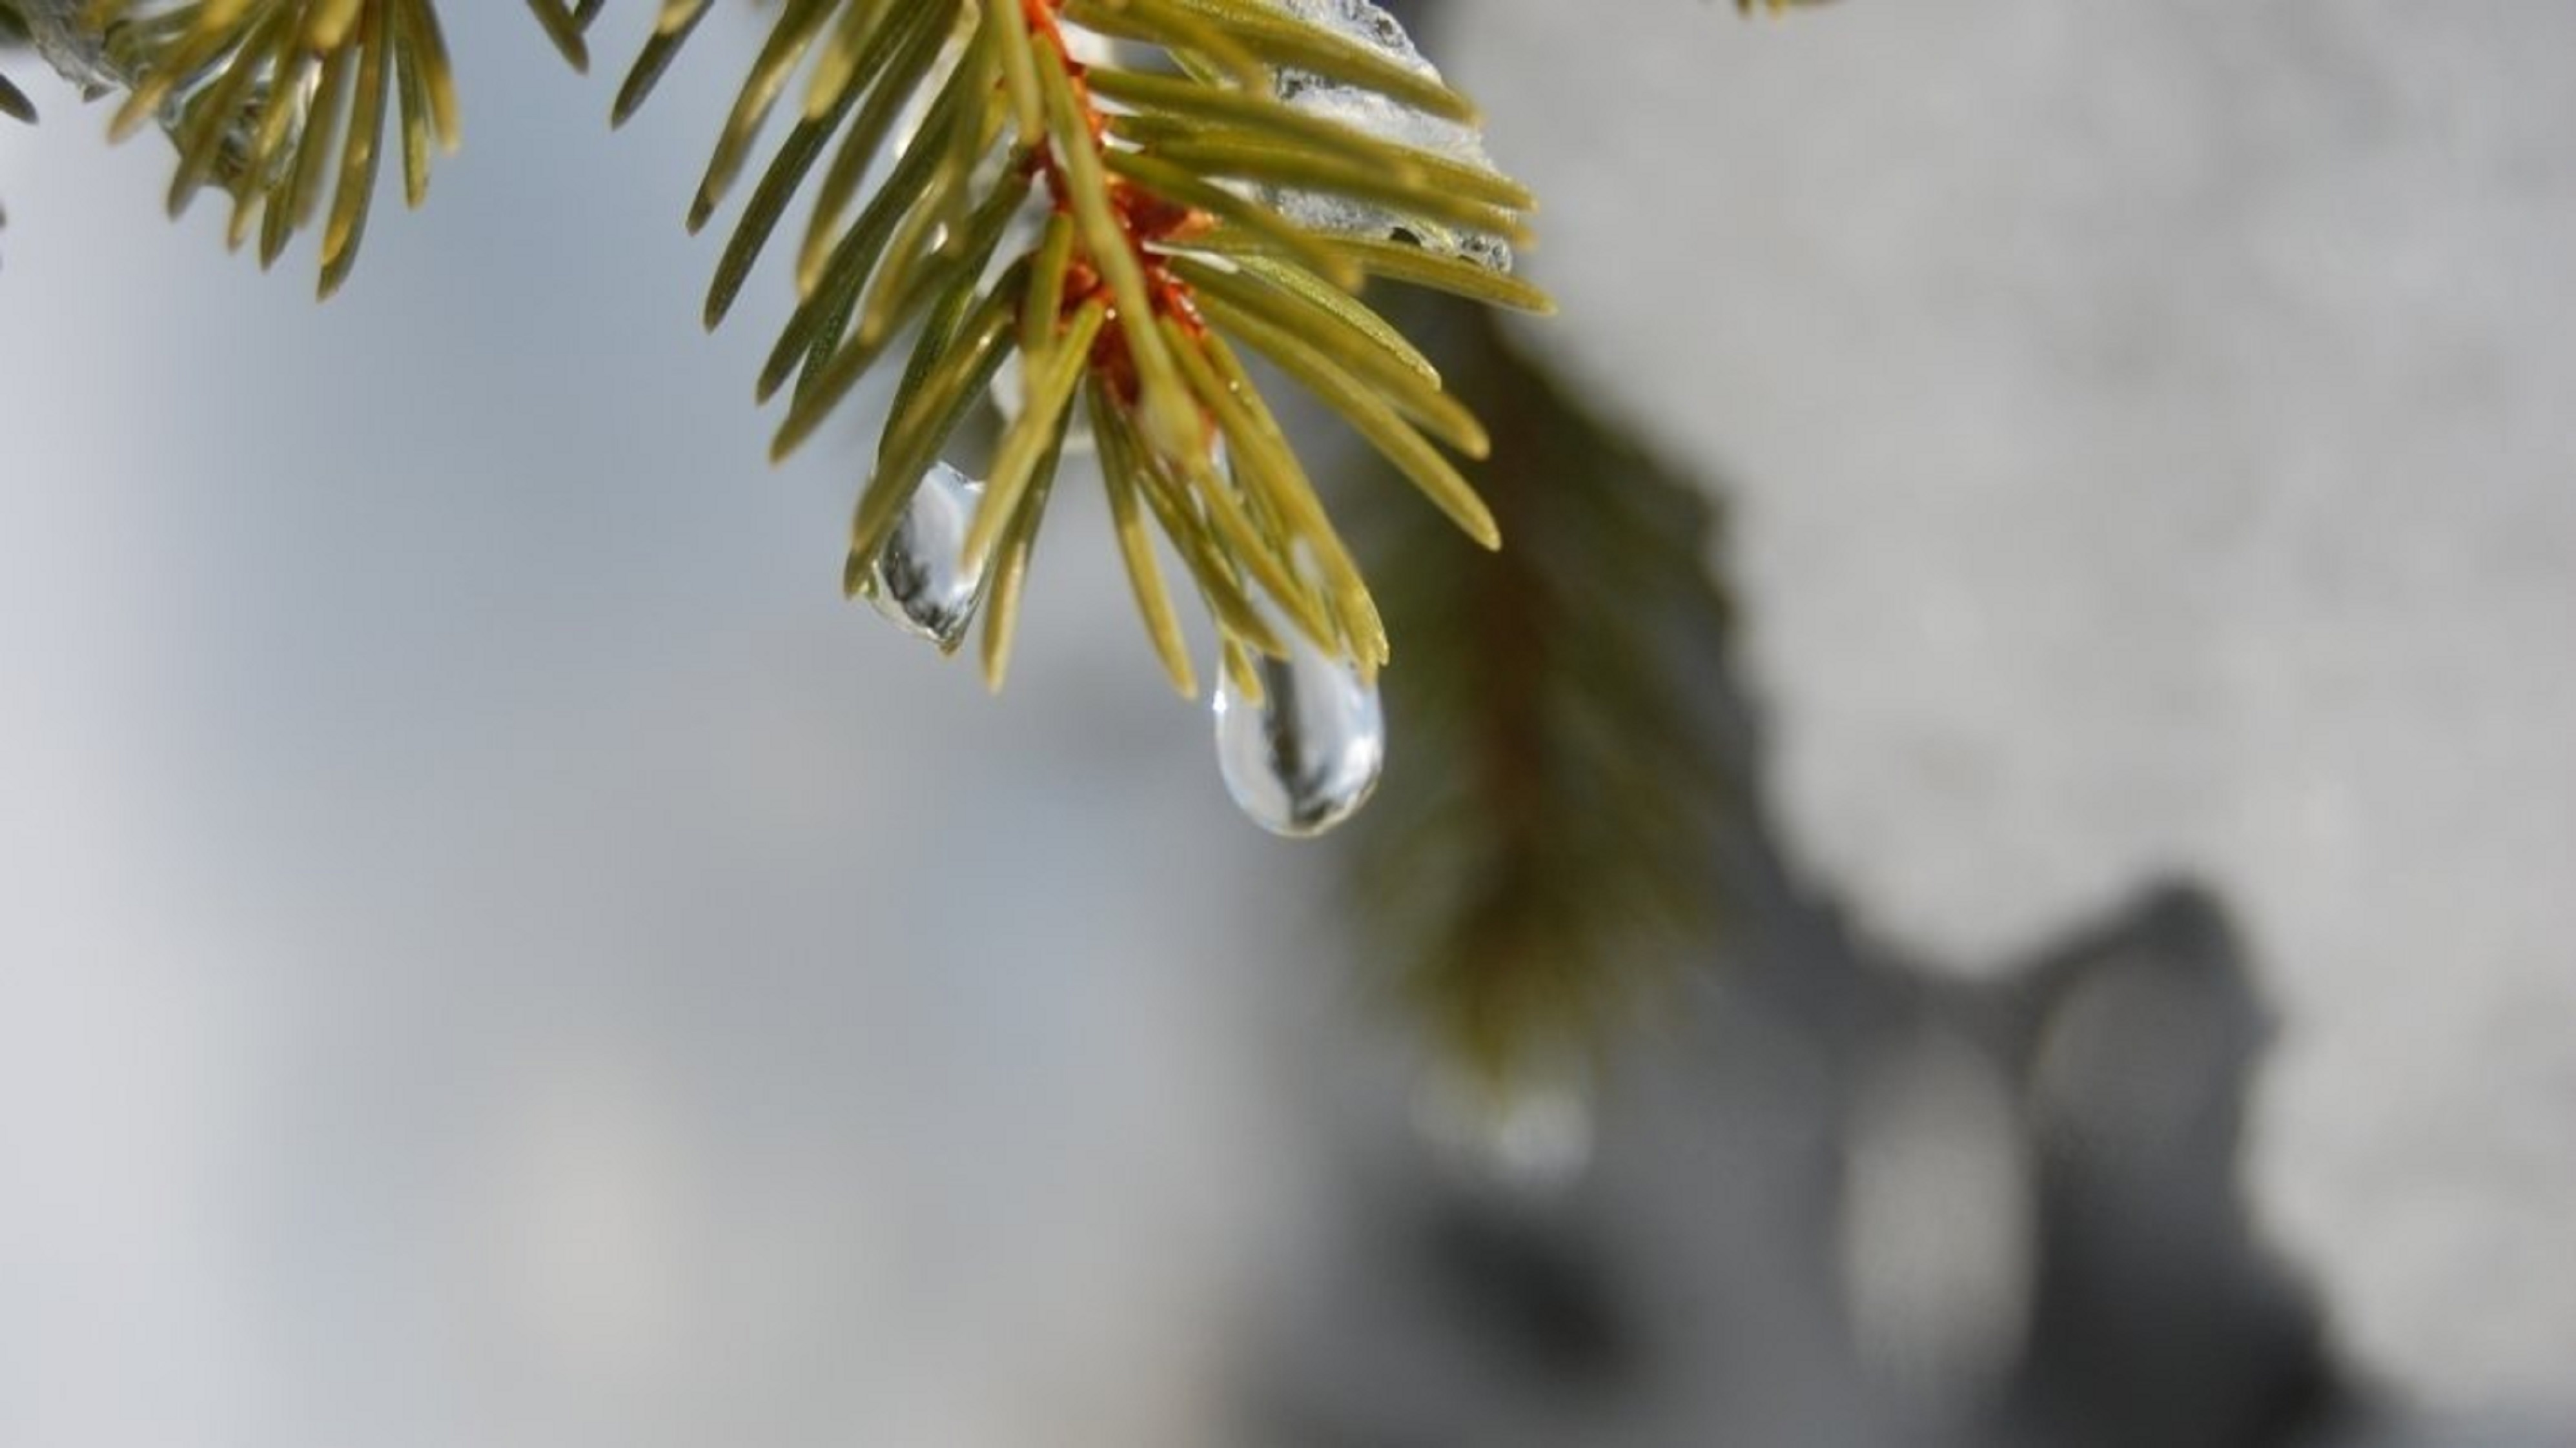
[
  {"x1": 865, "y1": 462, "x2": 988, "y2": 652},
  {"x1": 1212, "y1": 631, "x2": 1385, "y2": 837}
]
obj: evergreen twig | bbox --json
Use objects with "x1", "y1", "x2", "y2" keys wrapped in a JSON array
[
  {"x1": 23, "y1": 0, "x2": 470, "y2": 296},
  {"x1": 608, "y1": 0, "x2": 1547, "y2": 689},
  {"x1": 5, "y1": 0, "x2": 1559, "y2": 693},
  {"x1": 3, "y1": 3, "x2": 1823, "y2": 700}
]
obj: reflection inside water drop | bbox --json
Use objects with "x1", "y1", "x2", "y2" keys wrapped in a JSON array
[
  {"x1": 1212, "y1": 631, "x2": 1386, "y2": 837},
  {"x1": 864, "y1": 461, "x2": 987, "y2": 653}
]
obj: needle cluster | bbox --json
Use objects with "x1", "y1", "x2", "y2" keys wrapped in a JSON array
[
  {"x1": 4, "y1": 0, "x2": 1553, "y2": 693},
  {"x1": 623, "y1": 0, "x2": 1549, "y2": 693}
]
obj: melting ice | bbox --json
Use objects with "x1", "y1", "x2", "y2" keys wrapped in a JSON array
[
  {"x1": 17, "y1": 2, "x2": 313, "y2": 185},
  {"x1": 1267, "y1": 0, "x2": 1515, "y2": 272},
  {"x1": 15, "y1": 0, "x2": 154, "y2": 96}
]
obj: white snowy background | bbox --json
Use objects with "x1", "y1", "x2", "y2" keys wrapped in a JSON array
[
  {"x1": 3, "y1": 2, "x2": 2569, "y2": 1443},
  {"x1": 1449, "y1": 0, "x2": 2576, "y2": 1417}
]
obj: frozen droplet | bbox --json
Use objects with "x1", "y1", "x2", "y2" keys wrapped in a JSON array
[
  {"x1": 17, "y1": 1, "x2": 153, "y2": 97},
  {"x1": 1263, "y1": 0, "x2": 1517, "y2": 272},
  {"x1": 19, "y1": 3, "x2": 314, "y2": 189},
  {"x1": 864, "y1": 462, "x2": 988, "y2": 652},
  {"x1": 1276, "y1": 0, "x2": 1424, "y2": 81},
  {"x1": 1212, "y1": 630, "x2": 1385, "y2": 837},
  {"x1": 1456, "y1": 230, "x2": 1516, "y2": 274}
]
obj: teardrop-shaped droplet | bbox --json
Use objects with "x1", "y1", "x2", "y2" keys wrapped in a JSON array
[
  {"x1": 865, "y1": 462, "x2": 987, "y2": 653},
  {"x1": 1212, "y1": 633, "x2": 1386, "y2": 837}
]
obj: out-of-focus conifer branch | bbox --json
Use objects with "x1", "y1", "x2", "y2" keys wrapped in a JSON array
[{"x1": 1349, "y1": 303, "x2": 1745, "y2": 1083}]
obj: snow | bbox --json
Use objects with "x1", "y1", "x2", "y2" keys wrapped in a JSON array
[{"x1": 1451, "y1": 0, "x2": 2576, "y2": 1416}]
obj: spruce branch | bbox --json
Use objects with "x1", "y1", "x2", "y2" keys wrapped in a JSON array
[
  {"x1": 607, "y1": 1, "x2": 1549, "y2": 694},
  {"x1": 11, "y1": 0, "x2": 1576, "y2": 839},
  {"x1": 19, "y1": 0, "x2": 470, "y2": 296}
]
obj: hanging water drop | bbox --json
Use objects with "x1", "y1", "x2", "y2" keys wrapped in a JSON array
[
  {"x1": 864, "y1": 461, "x2": 988, "y2": 653},
  {"x1": 1213, "y1": 631, "x2": 1386, "y2": 837}
]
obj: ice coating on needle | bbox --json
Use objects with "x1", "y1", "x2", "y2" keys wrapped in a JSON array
[
  {"x1": 17, "y1": 2, "x2": 207, "y2": 102},
  {"x1": 15, "y1": 0, "x2": 139, "y2": 96},
  {"x1": 1278, "y1": 0, "x2": 1415, "y2": 55},
  {"x1": 1267, "y1": 0, "x2": 1515, "y2": 272},
  {"x1": 17, "y1": 1, "x2": 309, "y2": 181}
]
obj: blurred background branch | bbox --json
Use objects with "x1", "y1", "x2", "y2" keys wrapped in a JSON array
[{"x1": 1344, "y1": 299, "x2": 1748, "y2": 1084}]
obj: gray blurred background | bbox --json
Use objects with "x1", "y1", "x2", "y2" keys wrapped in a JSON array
[{"x1": 3, "y1": 3, "x2": 2570, "y2": 1445}]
